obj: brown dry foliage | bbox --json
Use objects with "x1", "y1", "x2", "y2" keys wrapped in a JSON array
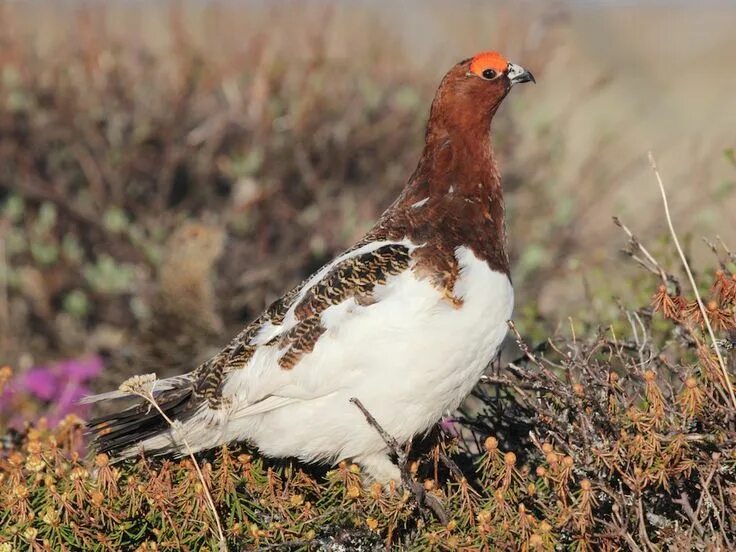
[{"x1": 3, "y1": 234, "x2": 736, "y2": 550}]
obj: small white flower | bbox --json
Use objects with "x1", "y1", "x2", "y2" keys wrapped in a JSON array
[{"x1": 119, "y1": 373, "x2": 157, "y2": 396}]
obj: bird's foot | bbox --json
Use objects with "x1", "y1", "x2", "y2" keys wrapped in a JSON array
[{"x1": 350, "y1": 398, "x2": 449, "y2": 524}]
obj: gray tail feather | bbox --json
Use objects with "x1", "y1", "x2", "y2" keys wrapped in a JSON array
[
  {"x1": 85, "y1": 380, "x2": 198, "y2": 459},
  {"x1": 79, "y1": 374, "x2": 192, "y2": 405}
]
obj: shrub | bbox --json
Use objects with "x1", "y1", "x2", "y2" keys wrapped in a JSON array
[{"x1": 3, "y1": 232, "x2": 736, "y2": 550}]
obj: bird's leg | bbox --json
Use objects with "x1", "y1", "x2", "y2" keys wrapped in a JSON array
[
  {"x1": 355, "y1": 451, "x2": 401, "y2": 486},
  {"x1": 350, "y1": 397, "x2": 448, "y2": 525}
]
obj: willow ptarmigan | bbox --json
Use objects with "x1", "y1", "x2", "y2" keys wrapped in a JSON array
[{"x1": 85, "y1": 52, "x2": 535, "y2": 483}]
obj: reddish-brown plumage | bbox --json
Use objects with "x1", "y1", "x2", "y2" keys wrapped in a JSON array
[
  {"x1": 86, "y1": 53, "x2": 533, "y2": 463},
  {"x1": 363, "y1": 53, "x2": 524, "y2": 299}
]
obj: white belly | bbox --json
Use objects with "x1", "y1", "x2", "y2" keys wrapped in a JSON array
[{"x1": 228, "y1": 245, "x2": 513, "y2": 463}]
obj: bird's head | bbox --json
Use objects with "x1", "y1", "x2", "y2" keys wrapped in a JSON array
[{"x1": 428, "y1": 51, "x2": 535, "y2": 133}]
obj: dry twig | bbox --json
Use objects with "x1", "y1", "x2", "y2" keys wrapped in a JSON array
[
  {"x1": 350, "y1": 397, "x2": 449, "y2": 525},
  {"x1": 120, "y1": 375, "x2": 228, "y2": 551},
  {"x1": 648, "y1": 152, "x2": 736, "y2": 410}
]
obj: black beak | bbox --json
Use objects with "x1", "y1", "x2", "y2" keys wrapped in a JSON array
[{"x1": 507, "y1": 62, "x2": 535, "y2": 85}]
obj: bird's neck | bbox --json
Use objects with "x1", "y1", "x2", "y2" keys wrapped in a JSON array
[
  {"x1": 414, "y1": 117, "x2": 498, "y2": 196},
  {"x1": 387, "y1": 115, "x2": 510, "y2": 275}
]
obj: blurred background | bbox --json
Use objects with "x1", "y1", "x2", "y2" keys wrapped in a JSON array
[{"x1": 0, "y1": 0, "x2": 734, "y2": 423}]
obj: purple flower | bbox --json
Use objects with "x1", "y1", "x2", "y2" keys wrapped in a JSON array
[
  {"x1": 440, "y1": 416, "x2": 460, "y2": 437},
  {"x1": 1, "y1": 355, "x2": 104, "y2": 427},
  {"x1": 21, "y1": 367, "x2": 59, "y2": 401},
  {"x1": 58, "y1": 356, "x2": 104, "y2": 381}
]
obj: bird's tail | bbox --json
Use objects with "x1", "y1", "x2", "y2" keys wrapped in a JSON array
[{"x1": 84, "y1": 375, "x2": 199, "y2": 459}]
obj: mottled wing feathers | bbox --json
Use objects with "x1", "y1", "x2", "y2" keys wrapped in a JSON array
[
  {"x1": 293, "y1": 244, "x2": 411, "y2": 320},
  {"x1": 270, "y1": 243, "x2": 412, "y2": 370},
  {"x1": 188, "y1": 241, "x2": 413, "y2": 407},
  {"x1": 189, "y1": 285, "x2": 303, "y2": 405},
  {"x1": 270, "y1": 317, "x2": 326, "y2": 370}
]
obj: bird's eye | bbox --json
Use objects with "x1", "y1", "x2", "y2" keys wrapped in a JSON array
[{"x1": 481, "y1": 68, "x2": 497, "y2": 80}]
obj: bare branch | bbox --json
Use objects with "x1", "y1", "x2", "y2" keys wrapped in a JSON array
[
  {"x1": 350, "y1": 397, "x2": 448, "y2": 525},
  {"x1": 648, "y1": 152, "x2": 736, "y2": 411},
  {"x1": 122, "y1": 375, "x2": 227, "y2": 551}
]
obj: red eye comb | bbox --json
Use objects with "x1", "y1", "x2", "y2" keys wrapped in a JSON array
[{"x1": 469, "y1": 51, "x2": 509, "y2": 76}]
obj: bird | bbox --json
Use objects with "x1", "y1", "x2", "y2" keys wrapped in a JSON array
[
  {"x1": 92, "y1": 221, "x2": 226, "y2": 393},
  {"x1": 84, "y1": 51, "x2": 535, "y2": 484}
]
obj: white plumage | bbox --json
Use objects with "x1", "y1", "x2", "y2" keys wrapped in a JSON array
[
  {"x1": 87, "y1": 49, "x2": 536, "y2": 482},
  {"x1": 121, "y1": 244, "x2": 512, "y2": 482}
]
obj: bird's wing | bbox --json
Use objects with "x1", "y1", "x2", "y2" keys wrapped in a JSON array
[{"x1": 191, "y1": 238, "x2": 418, "y2": 412}]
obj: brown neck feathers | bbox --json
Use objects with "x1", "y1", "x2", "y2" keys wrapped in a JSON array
[
  {"x1": 361, "y1": 63, "x2": 512, "y2": 289},
  {"x1": 390, "y1": 99, "x2": 509, "y2": 276}
]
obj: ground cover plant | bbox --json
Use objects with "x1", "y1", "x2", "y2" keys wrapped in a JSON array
[
  {"x1": 3, "y1": 230, "x2": 736, "y2": 550},
  {"x1": 2, "y1": 3, "x2": 736, "y2": 550}
]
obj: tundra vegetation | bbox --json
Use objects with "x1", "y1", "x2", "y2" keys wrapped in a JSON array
[{"x1": 2, "y1": 3, "x2": 736, "y2": 550}]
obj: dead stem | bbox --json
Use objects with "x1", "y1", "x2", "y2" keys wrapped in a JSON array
[
  {"x1": 121, "y1": 375, "x2": 228, "y2": 551},
  {"x1": 350, "y1": 397, "x2": 449, "y2": 525},
  {"x1": 648, "y1": 152, "x2": 736, "y2": 411}
]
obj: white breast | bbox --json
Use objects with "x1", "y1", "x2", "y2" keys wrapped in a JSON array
[{"x1": 227, "y1": 244, "x2": 514, "y2": 463}]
